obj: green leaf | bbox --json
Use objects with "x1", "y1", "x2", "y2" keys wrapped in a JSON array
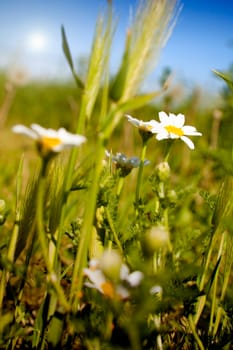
[
  {"x1": 212, "y1": 69, "x2": 233, "y2": 90},
  {"x1": 109, "y1": 30, "x2": 131, "y2": 101},
  {"x1": 204, "y1": 256, "x2": 222, "y2": 296},
  {"x1": 61, "y1": 25, "x2": 84, "y2": 89},
  {"x1": 212, "y1": 176, "x2": 233, "y2": 229},
  {"x1": 47, "y1": 314, "x2": 64, "y2": 348},
  {"x1": 117, "y1": 90, "x2": 162, "y2": 112}
]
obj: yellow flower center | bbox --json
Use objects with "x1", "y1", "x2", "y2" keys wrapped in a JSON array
[
  {"x1": 40, "y1": 136, "x2": 62, "y2": 150},
  {"x1": 165, "y1": 125, "x2": 184, "y2": 136},
  {"x1": 101, "y1": 281, "x2": 115, "y2": 298}
]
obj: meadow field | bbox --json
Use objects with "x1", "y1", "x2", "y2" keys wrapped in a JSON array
[{"x1": 0, "y1": 1, "x2": 233, "y2": 349}]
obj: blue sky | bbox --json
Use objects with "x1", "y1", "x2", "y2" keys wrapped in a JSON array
[{"x1": 0, "y1": 0, "x2": 233, "y2": 93}]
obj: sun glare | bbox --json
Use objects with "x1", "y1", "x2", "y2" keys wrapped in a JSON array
[{"x1": 26, "y1": 32, "x2": 47, "y2": 52}]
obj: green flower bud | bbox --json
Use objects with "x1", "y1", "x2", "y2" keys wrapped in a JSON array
[
  {"x1": 156, "y1": 162, "x2": 170, "y2": 182},
  {"x1": 143, "y1": 225, "x2": 170, "y2": 255},
  {"x1": 167, "y1": 189, "x2": 177, "y2": 205}
]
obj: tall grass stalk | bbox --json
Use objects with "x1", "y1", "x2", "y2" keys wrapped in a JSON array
[
  {"x1": 121, "y1": 0, "x2": 180, "y2": 100},
  {"x1": 0, "y1": 156, "x2": 24, "y2": 309},
  {"x1": 70, "y1": 142, "x2": 105, "y2": 309},
  {"x1": 102, "y1": 0, "x2": 180, "y2": 135},
  {"x1": 35, "y1": 160, "x2": 70, "y2": 313},
  {"x1": 194, "y1": 176, "x2": 233, "y2": 326}
]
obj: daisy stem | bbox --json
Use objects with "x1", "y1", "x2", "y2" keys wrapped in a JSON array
[
  {"x1": 36, "y1": 159, "x2": 51, "y2": 270},
  {"x1": 164, "y1": 140, "x2": 173, "y2": 162},
  {"x1": 135, "y1": 139, "x2": 148, "y2": 211}
]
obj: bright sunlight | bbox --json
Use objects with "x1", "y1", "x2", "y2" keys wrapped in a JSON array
[{"x1": 26, "y1": 32, "x2": 48, "y2": 53}]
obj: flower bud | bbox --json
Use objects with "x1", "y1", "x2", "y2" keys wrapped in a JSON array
[
  {"x1": 167, "y1": 189, "x2": 177, "y2": 205},
  {"x1": 156, "y1": 162, "x2": 170, "y2": 182},
  {"x1": 143, "y1": 225, "x2": 170, "y2": 255},
  {"x1": 100, "y1": 250, "x2": 122, "y2": 283}
]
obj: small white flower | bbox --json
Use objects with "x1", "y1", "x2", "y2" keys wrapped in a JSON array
[
  {"x1": 125, "y1": 114, "x2": 159, "y2": 134},
  {"x1": 153, "y1": 111, "x2": 202, "y2": 150},
  {"x1": 84, "y1": 261, "x2": 118, "y2": 299},
  {"x1": 84, "y1": 257, "x2": 144, "y2": 300},
  {"x1": 83, "y1": 266, "x2": 115, "y2": 297},
  {"x1": 12, "y1": 124, "x2": 86, "y2": 156}
]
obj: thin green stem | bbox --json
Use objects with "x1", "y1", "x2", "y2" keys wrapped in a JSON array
[
  {"x1": 105, "y1": 206, "x2": 123, "y2": 254},
  {"x1": 135, "y1": 140, "x2": 148, "y2": 210},
  {"x1": 188, "y1": 315, "x2": 205, "y2": 350},
  {"x1": 36, "y1": 162, "x2": 51, "y2": 270},
  {"x1": 164, "y1": 140, "x2": 173, "y2": 162}
]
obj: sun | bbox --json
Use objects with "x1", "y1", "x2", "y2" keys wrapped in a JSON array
[{"x1": 26, "y1": 32, "x2": 47, "y2": 53}]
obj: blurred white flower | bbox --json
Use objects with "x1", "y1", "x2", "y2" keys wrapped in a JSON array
[
  {"x1": 12, "y1": 124, "x2": 86, "y2": 157},
  {"x1": 153, "y1": 111, "x2": 202, "y2": 149},
  {"x1": 84, "y1": 256, "x2": 144, "y2": 300}
]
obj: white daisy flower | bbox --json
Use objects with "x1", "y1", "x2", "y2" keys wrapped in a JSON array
[
  {"x1": 83, "y1": 265, "x2": 115, "y2": 298},
  {"x1": 12, "y1": 124, "x2": 86, "y2": 157},
  {"x1": 83, "y1": 257, "x2": 144, "y2": 300},
  {"x1": 153, "y1": 111, "x2": 202, "y2": 150}
]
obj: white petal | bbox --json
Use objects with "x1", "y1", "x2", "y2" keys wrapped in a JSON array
[
  {"x1": 105, "y1": 150, "x2": 111, "y2": 158},
  {"x1": 89, "y1": 259, "x2": 100, "y2": 269},
  {"x1": 51, "y1": 145, "x2": 64, "y2": 152},
  {"x1": 182, "y1": 125, "x2": 202, "y2": 136},
  {"x1": 84, "y1": 282, "x2": 97, "y2": 290},
  {"x1": 169, "y1": 133, "x2": 180, "y2": 139},
  {"x1": 156, "y1": 130, "x2": 169, "y2": 140},
  {"x1": 12, "y1": 124, "x2": 38, "y2": 139},
  {"x1": 31, "y1": 124, "x2": 52, "y2": 137},
  {"x1": 126, "y1": 271, "x2": 144, "y2": 287},
  {"x1": 83, "y1": 268, "x2": 106, "y2": 289},
  {"x1": 174, "y1": 113, "x2": 185, "y2": 128},
  {"x1": 148, "y1": 120, "x2": 161, "y2": 133},
  {"x1": 63, "y1": 135, "x2": 86, "y2": 146},
  {"x1": 181, "y1": 136, "x2": 195, "y2": 149},
  {"x1": 120, "y1": 264, "x2": 130, "y2": 280},
  {"x1": 125, "y1": 114, "x2": 141, "y2": 127},
  {"x1": 158, "y1": 111, "x2": 170, "y2": 125},
  {"x1": 57, "y1": 128, "x2": 86, "y2": 145},
  {"x1": 116, "y1": 285, "x2": 129, "y2": 299},
  {"x1": 168, "y1": 113, "x2": 177, "y2": 126}
]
